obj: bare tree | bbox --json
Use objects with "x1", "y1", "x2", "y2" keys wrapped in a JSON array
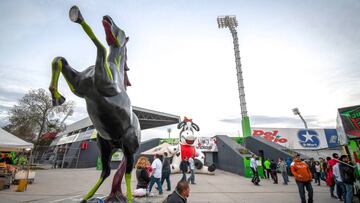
[{"x1": 6, "y1": 88, "x2": 74, "y2": 149}]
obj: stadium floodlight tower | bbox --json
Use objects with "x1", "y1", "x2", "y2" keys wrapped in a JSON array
[
  {"x1": 292, "y1": 107, "x2": 308, "y2": 129},
  {"x1": 217, "y1": 15, "x2": 251, "y2": 138}
]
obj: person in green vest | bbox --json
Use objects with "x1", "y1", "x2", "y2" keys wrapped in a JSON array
[{"x1": 264, "y1": 159, "x2": 271, "y2": 179}]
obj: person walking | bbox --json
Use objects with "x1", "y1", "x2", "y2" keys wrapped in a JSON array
[
  {"x1": 291, "y1": 154, "x2": 313, "y2": 203},
  {"x1": 333, "y1": 155, "x2": 345, "y2": 201},
  {"x1": 250, "y1": 154, "x2": 260, "y2": 185},
  {"x1": 270, "y1": 159, "x2": 278, "y2": 184},
  {"x1": 278, "y1": 158, "x2": 289, "y2": 185},
  {"x1": 339, "y1": 155, "x2": 356, "y2": 203},
  {"x1": 308, "y1": 158, "x2": 316, "y2": 182},
  {"x1": 135, "y1": 156, "x2": 151, "y2": 189},
  {"x1": 314, "y1": 161, "x2": 321, "y2": 186},
  {"x1": 325, "y1": 156, "x2": 337, "y2": 198},
  {"x1": 148, "y1": 154, "x2": 163, "y2": 196},
  {"x1": 180, "y1": 157, "x2": 189, "y2": 182},
  {"x1": 264, "y1": 158, "x2": 271, "y2": 179},
  {"x1": 328, "y1": 153, "x2": 340, "y2": 199},
  {"x1": 161, "y1": 152, "x2": 172, "y2": 191},
  {"x1": 286, "y1": 157, "x2": 293, "y2": 177},
  {"x1": 319, "y1": 157, "x2": 327, "y2": 182},
  {"x1": 164, "y1": 181, "x2": 190, "y2": 203},
  {"x1": 187, "y1": 156, "x2": 196, "y2": 184}
]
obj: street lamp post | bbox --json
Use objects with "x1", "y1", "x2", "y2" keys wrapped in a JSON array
[
  {"x1": 217, "y1": 15, "x2": 251, "y2": 138},
  {"x1": 292, "y1": 108, "x2": 308, "y2": 129},
  {"x1": 167, "y1": 128, "x2": 172, "y2": 144}
]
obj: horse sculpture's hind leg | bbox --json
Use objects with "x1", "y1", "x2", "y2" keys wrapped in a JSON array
[
  {"x1": 49, "y1": 57, "x2": 83, "y2": 106},
  {"x1": 81, "y1": 134, "x2": 112, "y2": 203},
  {"x1": 124, "y1": 151, "x2": 135, "y2": 203},
  {"x1": 123, "y1": 125, "x2": 140, "y2": 203},
  {"x1": 106, "y1": 128, "x2": 138, "y2": 203},
  {"x1": 106, "y1": 155, "x2": 127, "y2": 203}
]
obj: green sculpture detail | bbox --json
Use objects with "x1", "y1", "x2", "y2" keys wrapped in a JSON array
[{"x1": 49, "y1": 6, "x2": 140, "y2": 203}]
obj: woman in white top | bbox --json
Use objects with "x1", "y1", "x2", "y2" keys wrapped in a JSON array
[{"x1": 250, "y1": 154, "x2": 260, "y2": 185}]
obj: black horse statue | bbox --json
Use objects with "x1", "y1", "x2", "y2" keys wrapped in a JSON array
[{"x1": 48, "y1": 6, "x2": 140, "y2": 203}]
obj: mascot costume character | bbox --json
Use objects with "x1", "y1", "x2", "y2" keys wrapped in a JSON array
[
  {"x1": 49, "y1": 6, "x2": 139, "y2": 203},
  {"x1": 167, "y1": 117, "x2": 216, "y2": 174}
]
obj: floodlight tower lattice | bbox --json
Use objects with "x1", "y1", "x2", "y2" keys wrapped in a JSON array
[{"x1": 217, "y1": 15, "x2": 251, "y2": 138}]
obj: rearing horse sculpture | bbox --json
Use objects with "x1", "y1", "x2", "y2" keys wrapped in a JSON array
[{"x1": 48, "y1": 6, "x2": 140, "y2": 203}]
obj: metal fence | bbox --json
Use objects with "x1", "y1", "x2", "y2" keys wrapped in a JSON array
[{"x1": 31, "y1": 146, "x2": 85, "y2": 169}]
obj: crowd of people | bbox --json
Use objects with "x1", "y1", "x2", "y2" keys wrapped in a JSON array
[
  {"x1": 133, "y1": 153, "x2": 195, "y2": 203},
  {"x1": 250, "y1": 153, "x2": 357, "y2": 203}
]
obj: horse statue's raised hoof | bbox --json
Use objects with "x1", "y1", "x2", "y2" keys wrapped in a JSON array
[
  {"x1": 69, "y1": 5, "x2": 84, "y2": 24},
  {"x1": 52, "y1": 95, "x2": 66, "y2": 106},
  {"x1": 49, "y1": 87, "x2": 66, "y2": 106}
]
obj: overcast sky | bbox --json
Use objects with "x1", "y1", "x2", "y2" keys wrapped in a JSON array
[{"x1": 0, "y1": 0, "x2": 359, "y2": 141}]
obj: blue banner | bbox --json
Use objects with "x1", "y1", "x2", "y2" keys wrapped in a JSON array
[{"x1": 324, "y1": 129, "x2": 339, "y2": 148}]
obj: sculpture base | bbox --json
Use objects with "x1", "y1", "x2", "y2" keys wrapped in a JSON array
[{"x1": 53, "y1": 194, "x2": 166, "y2": 203}]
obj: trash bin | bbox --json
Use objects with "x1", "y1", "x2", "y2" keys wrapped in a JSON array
[{"x1": 16, "y1": 179, "x2": 27, "y2": 192}]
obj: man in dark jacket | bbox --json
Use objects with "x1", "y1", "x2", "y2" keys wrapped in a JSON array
[
  {"x1": 339, "y1": 155, "x2": 356, "y2": 203},
  {"x1": 270, "y1": 159, "x2": 278, "y2": 184},
  {"x1": 164, "y1": 181, "x2": 189, "y2": 203},
  {"x1": 308, "y1": 158, "x2": 316, "y2": 183},
  {"x1": 161, "y1": 152, "x2": 172, "y2": 191},
  {"x1": 180, "y1": 157, "x2": 189, "y2": 182}
]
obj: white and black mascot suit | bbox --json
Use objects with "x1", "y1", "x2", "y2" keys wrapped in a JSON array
[{"x1": 167, "y1": 117, "x2": 216, "y2": 174}]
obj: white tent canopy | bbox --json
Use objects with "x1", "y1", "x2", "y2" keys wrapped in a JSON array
[
  {"x1": 0, "y1": 128, "x2": 34, "y2": 152},
  {"x1": 141, "y1": 142, "x2": 173, "y2": 155}
]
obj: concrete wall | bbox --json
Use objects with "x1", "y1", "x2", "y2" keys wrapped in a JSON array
[
  {"x1": 59, "y1": 140, "x2": 99, "y2": 168},
  {"x1": 215, "y1": 135, "x2": 248, "y2": 176},
  {"x1": 77, "y1": 141, "x2": 99, "y2": 168},
  {"x1": 245, "y1": 136, "x2": 299, "y2": 162},
  {"x1": 59, "y1": 138, "x2": 161, "y2": 168}
]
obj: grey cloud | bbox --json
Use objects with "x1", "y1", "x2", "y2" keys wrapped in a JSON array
[
  {"x1": 0, "y1": 120, "x2": 8, "y2": 128},
  {"x1": 0, "y1": 87, "x2": 25, "y2": 102},
  {"x1": 220, "y1": 115, "x2": 326, "y2": 128},
  {"x1": 0, "y1": 105, "x2": 10, "y2": 127}
]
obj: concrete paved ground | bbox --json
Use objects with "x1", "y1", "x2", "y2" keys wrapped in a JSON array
[{"x1": 0, "y1": 168, "x2": 354, "y2": 203}]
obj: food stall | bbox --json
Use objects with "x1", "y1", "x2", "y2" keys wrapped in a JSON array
[{"x1": 0, "y1": 128, "x2": 34, "y2": 190}]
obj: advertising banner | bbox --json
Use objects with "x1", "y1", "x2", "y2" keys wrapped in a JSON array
[
  {"x1": 324, "y1": 129, "x2": 339, "y2": 148},
  {"x1": 111, "y1": 150, "x2": 124, "y2": 161},
  {"x1": 337, "y1": 105, "x2": 360, "y2": 140},
  {"x1": 251, "y1": 128, "x2": 339, "y2": 149},
  {"x1": 196, "y1": 137, "x2": 218, "y2": 152},
  {"x1": 57, "y1": 133, "x2": 79, "y2": 145}
]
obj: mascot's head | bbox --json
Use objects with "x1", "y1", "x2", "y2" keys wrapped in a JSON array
[{"x1": 177, "y1": 117, "x2": 200, "y2": 145}]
